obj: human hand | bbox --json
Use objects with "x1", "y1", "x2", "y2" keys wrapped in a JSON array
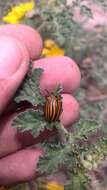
[{"x1": 0, "y1": 24, "x2": 81, "y2": 186}]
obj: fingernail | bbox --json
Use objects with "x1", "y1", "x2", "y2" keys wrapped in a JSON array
[{"x1": 0, "y1": 35, "x2": 29, "y2": 78}]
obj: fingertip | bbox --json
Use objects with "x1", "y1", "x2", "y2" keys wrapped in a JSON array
[
  {"x1": 0, "y1": 34, "x2": 30, "y2": 114},
  {"x1": 0, "y1": 24, "x2": 43, "y2": 60},
  {"x1": 60, "y1": 94, "x2": 80, "y2": 126},
  {"x1": 33, "y1": 56, "x2": 81, "y2": 95},
  {"x1": 0, "y1": 35, "x2": 29, "y2": 78}
]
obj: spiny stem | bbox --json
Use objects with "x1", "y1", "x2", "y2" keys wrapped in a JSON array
[
  {"x1": 56, "y1": 122, "x2": 69, "y2": 144},
  {"x1": 56, "y1": 122, "x2": 69, "y2": 136},
  {"x1": 56, "y1": 122, "x2": 84, "y2": 170},
  {"x1": 56, "y1": 123, "x2": 75, "y2": 153}
]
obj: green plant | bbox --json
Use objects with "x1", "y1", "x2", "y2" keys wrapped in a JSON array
[
  {"x1": 1, "y1": 0, "x2": 106, "y2": 189},
  {"x1": 12, "y1": 68, "x2": 107, "y2": 189}
]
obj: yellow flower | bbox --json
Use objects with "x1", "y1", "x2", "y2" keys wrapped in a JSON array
[
  {"x1": 45, "y1": 182, "x2": 64, "y2": 190},
  {"x1": 42, "y1": 39, "x2": 65, "y2": 57},
  {"x1": 37, "y1": 181, "x2": 64, "y2": 190},
  {"x1": 42, "y1": 45, "x2": 64, "y2": 57},
  {"x1": 44, "y1": 39, "x2": 56, "y2": 49},
  {"x1": 2, "y1": 0, "x2": 35, "y2": 24},
  {"x1": 3, "y1": 14, "x2": 19, "y2": 24},
  {"x1": 42, "y1": 48, "x2": 50, "y2": 56}
]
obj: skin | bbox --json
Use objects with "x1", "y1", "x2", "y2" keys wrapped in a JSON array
[
  {"x1": 0, "y1": 24, "x2": 81, "y2": 186},
  {"x1": 0, "y1": 24, "x2": 43, "y2": 60},
  {"x1": 33, "y1": 56, "x2": 81, "y2": 95}
]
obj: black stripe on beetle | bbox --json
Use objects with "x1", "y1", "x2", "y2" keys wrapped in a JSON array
[{"x1": 44, "y1": 94, "x2": 62, "y2": 122}]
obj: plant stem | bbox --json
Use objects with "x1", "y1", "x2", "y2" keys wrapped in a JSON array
[{"x1": 56, "y1": 122, "x2": 69, "y2": 136}]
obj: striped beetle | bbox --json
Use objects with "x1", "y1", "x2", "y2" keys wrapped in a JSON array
[{"x1": 44, "y1": 94, "x2": 63, "y2": 122}]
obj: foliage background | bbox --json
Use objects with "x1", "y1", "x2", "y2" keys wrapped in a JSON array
[{"x1": 1, "y1": 0, "x2": 107, "y2": 189}]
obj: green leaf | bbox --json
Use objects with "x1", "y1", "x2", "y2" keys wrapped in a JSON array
[
  {"x1": 83, "y1": 138, "x2": 107, "y2": 167},
  {"x1": 15, "y1": 68, "x2": 45, "y2": 105},
  {"x1": 12, "y1": 109, "x2": 47, "y2": 138},
  {"x1": 65, "y1": 172, "x2": 90, "y2": 190},
  {"x1": 37, "y1": 143, "x2": 67, "y2": 174},
  {"x1": 58, "y1": 0, "x2": 66, "y2": 5},
  {"x1": 80, "y1": 5, "x2": 93, "y2": 18},
  {"x1": 72, "y1": 119, "x2": 101, "y2": 142}
]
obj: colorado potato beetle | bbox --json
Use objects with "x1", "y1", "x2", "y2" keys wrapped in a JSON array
[{"x1": 44, "y1": 94, "x2": 63, "y2": 122}]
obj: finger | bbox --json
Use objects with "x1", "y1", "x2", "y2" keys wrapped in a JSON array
[
  {"x1": 0, "y1": 60, "x2": 30, "y2": 114},
  {"x1": 0, "y1": 24, "x2": 43, "y2": 60},
  {"x1": 60, "y1": 94, "x2": 80, "y2": 126},
  {"x1": 0, "y1": 35, "x2": 29, "y2": 114},
  {"x1": 33, "y1": 56, "x2": 81, "y2": 95},
  {"x1": 3, "y1": 55, "x2": 81, "y2": 115},
  {"x1": 0, "y1": 35, "x2": 29, "y2": 78},
  {"x1": 0, "y1": 94, "x2": 79, "y2": 158},
  {"x1": 0, "y1": 147, "x2": 43, "y2": 186}
]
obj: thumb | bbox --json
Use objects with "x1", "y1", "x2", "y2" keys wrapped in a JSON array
[{"x1": 0, "y1": 35, "x2": 29, "y2": 114}]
